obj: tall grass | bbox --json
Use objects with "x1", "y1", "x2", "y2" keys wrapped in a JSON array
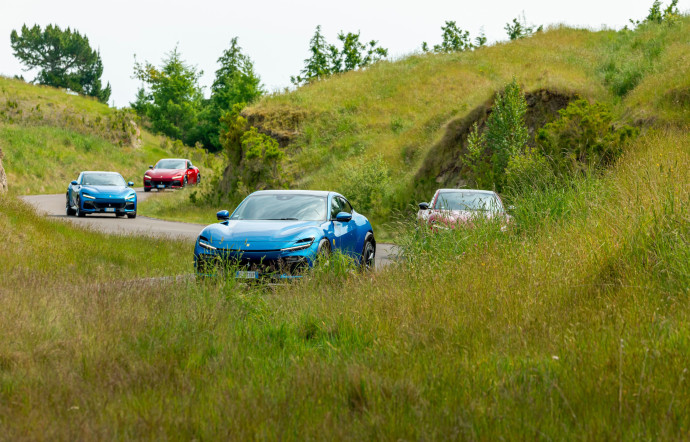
[{"x1": 0, "y1": 128, "x2": 688, "y2": 438}]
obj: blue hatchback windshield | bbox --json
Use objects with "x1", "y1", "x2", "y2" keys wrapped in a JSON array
[
  {"x1": 81, "y1": 173, "x2": 126, "y2": 186},
  {"x1": 231, "y1": 194, "x2": 327, "y2": 221}
]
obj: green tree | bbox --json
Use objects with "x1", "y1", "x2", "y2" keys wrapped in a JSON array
[
  {"x1": 486, "y1": 79, "x2": 529, "y2": 190},
  {"x1": 461, "y1": 79, "x2": 529, "y2": 191},
  {"x1": 291, "y1": 26, "x2": 387, "y2": 86},
  {"x1": 422, "y1": 21, "x2": 479, "y2": 53},
  {"x1": 197, "y1": 38, "x2": 263, "y2": 151},
  {"x1": 504, "y1": 14, "x2": 542, "y2": 40},
  {"x1": 132, "y1": 47, "x2": 203, "y2": 144},
  {"x1": 434, "y1": 21, "x2": 473, "y2": 52},
  {"x1": 630, "y1": 0, "x2": 679, "y2": 27},
  {"x1": 291, "y1": 25, "x2": 333, "y2": 85},
  {"x1": 10, "y1": 24, "x2": 111, "y2": 103}
]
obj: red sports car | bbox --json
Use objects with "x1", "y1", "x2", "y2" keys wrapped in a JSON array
[
  {"x1": 144, "y1": 158, "x2": 200, "y2": 192},
  {"x1": 417, "y1": 188, "x2": 512, "y2": 230}
]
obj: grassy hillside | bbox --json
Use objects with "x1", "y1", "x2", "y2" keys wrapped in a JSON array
[
  {"x1": 141, "y1": 18, "x2": 690, "y2": 231},
  {"x1": 1, "y1": 15, "x2": 689, "y2": 439},
  {"x1": 0, "y1": 76, "x2": 220, "y2": 195},
  {"x1": 245, "y1": 18, "x2": 690, "y2": 209}
]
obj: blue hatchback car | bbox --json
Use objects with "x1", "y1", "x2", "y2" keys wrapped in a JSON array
[
  {"x1": 66, "y1": 171, "x2": 137, "y2": 218},
  {"x1": 194, "y1": 190, "x2": 376, "y2": 279}
]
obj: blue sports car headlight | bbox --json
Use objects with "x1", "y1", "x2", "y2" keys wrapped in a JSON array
[
  {"x1": 198, "y1": 237, "x2": 217, "y2": 251},
  {"x1": 281, "y1": 237, "x2": 315, "y2": 252},
  {"x1": 125, "y1": 193, "x2": 136, "y2": 200},
  {"x1": 81, "y1": 193, "x2": 96, "y2": 200}
]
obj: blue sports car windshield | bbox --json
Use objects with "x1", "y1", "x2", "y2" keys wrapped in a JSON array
[
  {"x1": 231, "y1": 194, "x2": 327, "y2": 221},
  {"x1": 82, "y1": 173, "x2": 126, "y2": 186}
]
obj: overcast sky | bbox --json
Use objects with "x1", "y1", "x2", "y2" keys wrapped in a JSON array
[{"x1": 1, "y1": 0, "x2": 684, "y2": 107}]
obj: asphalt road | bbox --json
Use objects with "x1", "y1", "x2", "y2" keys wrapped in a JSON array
[{"x1": 20, "y1": 189, "x2": 397, "y2": 267}]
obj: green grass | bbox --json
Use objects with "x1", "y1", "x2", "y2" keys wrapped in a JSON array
[
  {"x1": 1, "y1": 17, "x2": 690, "y2": 439},
  {"x1": 1, "y1": 128, "x2": 688, "y2": 438},
  {"x1": 137, "y1": 186, "x2": 221, "y2": 225}
]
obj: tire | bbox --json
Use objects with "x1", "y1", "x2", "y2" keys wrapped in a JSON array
[
  {"x1": 144, "y1": 187, "x2": 151, "y2": 192},
  {"x1": 127, "y1": 212, "x2": 137, "y2": 219},
  {"x1": 196, "y1": 174, "x2": 201, "y2": 185},
  {"x1": 182, "y1": 176, "x2": 188, "y2": 188},
  {"x1": 315, "y1": 239, "x2": 331, "y2": 265},
  {"x1": 66, "y1": 197, "x2": 76, "y2": 216},
  {"x1": 76, "y1": 197, "x2": 85, "y2": 217},
  {"x1": 361, "y1": 240, "x2": 376, "y2": 271}
]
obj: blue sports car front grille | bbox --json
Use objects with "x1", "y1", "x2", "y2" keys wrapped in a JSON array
[{"x1": 195, "y1": 253, "x2": 309, "y2": 276}]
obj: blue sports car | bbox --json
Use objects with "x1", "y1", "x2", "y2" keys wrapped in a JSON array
[
  {"x1": 194, "y1": 190, "x2": 376, "y2": 279},
  {"x1": 66, "y1": 171, "x2": 137, "y2": 218}
]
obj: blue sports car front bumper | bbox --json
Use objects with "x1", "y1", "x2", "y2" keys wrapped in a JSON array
[
  {"x1": 194, "y1": 240, "x2": 319, "y2": 279},
  {"x1": 80, "y1": 196, "x2": 136, "y2": 214}
]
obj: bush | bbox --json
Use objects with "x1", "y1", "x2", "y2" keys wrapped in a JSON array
[
  {"x1": 536, "y1": 99, "x2": 638, "y2": 175},
  {"x1": 505, "y1": 147, "x2": 556, "y2": 195},
  {"x1": 338, "y1": 155, "x2": 391, "y2": 218}
]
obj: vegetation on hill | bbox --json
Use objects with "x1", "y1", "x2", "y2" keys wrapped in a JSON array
[
  {"x1": 0, "y1": 5, "x2": 689, "y2": 438},
  {"x1": 10, "y1": 24, "x2": 111, "y2": 103},
  {"x1": 0, "y1": 75, "x2": 222, "y2": 195}
]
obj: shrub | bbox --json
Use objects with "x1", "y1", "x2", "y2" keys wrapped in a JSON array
[
  {"x1": 505, "y1": 147, "x2": 556, "y2": 195},
  {"x1": 463, "y1": 79, "x2": 529, "y2": 191},
  {"x1": 338, "y1": 155, "x2": 391, "y2": 218},
  {"x1": 536, "y1": 99, "x2": 638, "y2": 175}
]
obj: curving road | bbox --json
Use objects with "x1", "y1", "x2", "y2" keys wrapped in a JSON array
[{"x1": 20, "y1": 189, "x2": 397, "y2": 267}]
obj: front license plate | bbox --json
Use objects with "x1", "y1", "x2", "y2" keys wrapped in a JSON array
[
  {"x1": 105, "y1": 208, "x2": 115, "y2": 212},
  {"x1": 157, "y1": 184, "x2": 165, "y2": 189},
  {"x1": 235, "y1": 271, "x2": 258, "y2": 279}
]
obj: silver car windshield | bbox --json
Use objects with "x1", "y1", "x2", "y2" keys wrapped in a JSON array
[
  {"x1": 231, "y1": 194, "x2": 328, "y2": 221},
  {"x1": 81, "y1": 173, "x2": 126, "y2": 187},
  {"x1": 434, "y1": 192, "x2": 503, "y2": 212},
  {"x1": 155, "y1": 159, "x2": 186, "y2": 169}
]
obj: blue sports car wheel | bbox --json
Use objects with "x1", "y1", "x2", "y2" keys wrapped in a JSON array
[{"x1": 361, "y1": 240, "x2": 375, "y2": 270}]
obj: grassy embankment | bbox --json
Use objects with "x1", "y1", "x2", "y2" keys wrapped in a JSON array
[
  {"x1": 146, "y1": 19, "x2": 690, "y2": 233},
  {"x1": 0, "y1": 17, "x2": 689, "y2": 438},
  {"x1": 0, "y1": 76, "x2": 221, "y2": 197}
]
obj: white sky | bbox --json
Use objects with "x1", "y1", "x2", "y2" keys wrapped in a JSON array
[{"x1": 1, "y1": 0, "x2": 684, "y2": 107}]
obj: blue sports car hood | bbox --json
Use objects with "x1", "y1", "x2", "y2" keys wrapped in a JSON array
[
  {"x1": 200, "y1": 220, "x2": 321, "y2": 251},
  {"x1": 81, "y1": 185, "x2": 134, "y2": 198}
]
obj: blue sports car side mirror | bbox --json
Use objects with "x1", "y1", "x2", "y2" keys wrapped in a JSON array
[
  {"x1": 335, "y1": 211, "x2": 352, "y2": 222},
  {"x1": 127, "y1": 181, "x2": 134, "y2": 187},
  {"x1": 217, "y1": 210, "x2": 230, "y2": 221},
  {"x1": 71, "y1": 180, "x2": 78, "y2": 186}
]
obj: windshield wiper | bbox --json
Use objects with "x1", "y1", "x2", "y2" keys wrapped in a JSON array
[{"x1": 267, "y1": 217, "x2": 299, "y2": 220}]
